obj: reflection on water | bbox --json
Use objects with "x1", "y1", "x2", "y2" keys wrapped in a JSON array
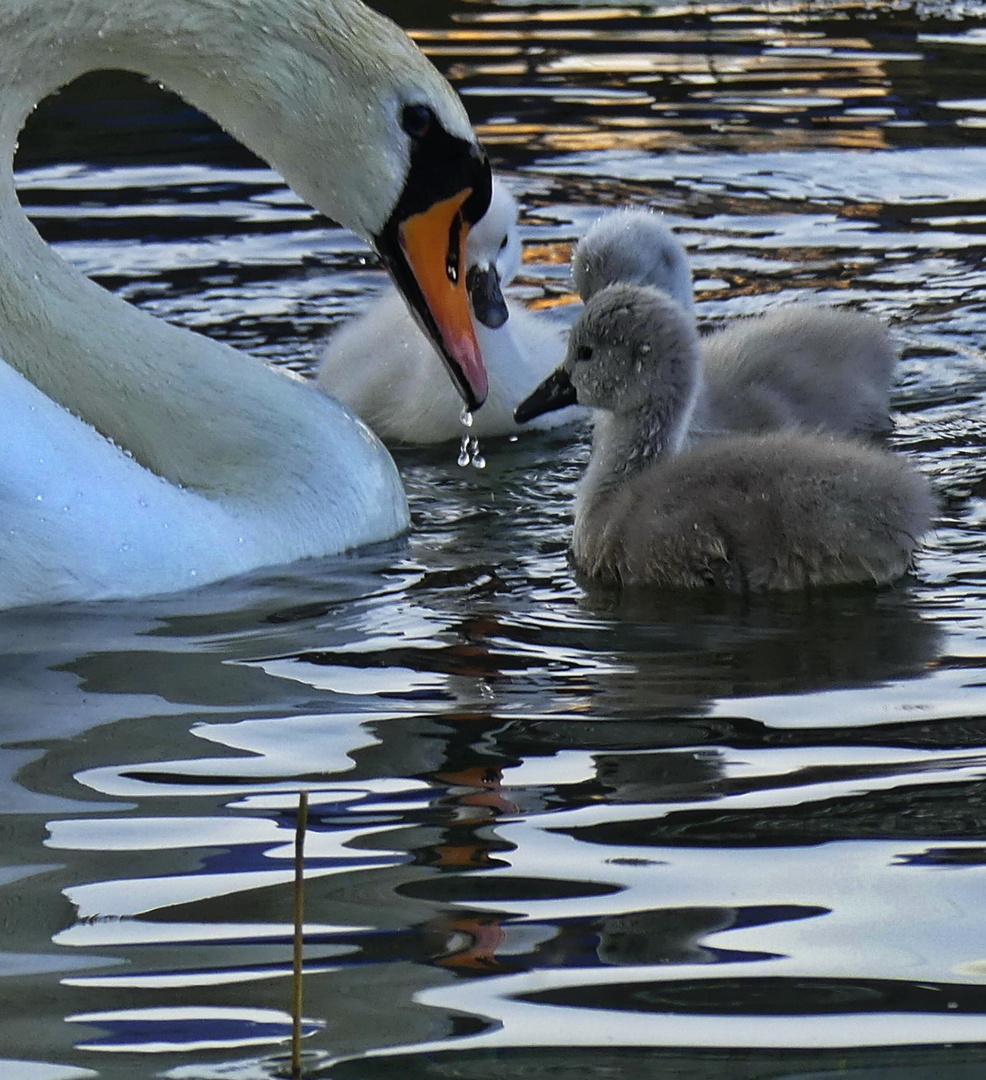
[{"x1": 6, "y1": 1, "x2": 986, "y2": 1078}]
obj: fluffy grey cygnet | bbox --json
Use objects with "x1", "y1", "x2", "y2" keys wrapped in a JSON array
[
  {"x1": 571, "y1": 209, "x2": 896, "y2": 439},
  {"x1": 572, "y1": 209, "x2": 697, "y2": 318},
  {"x1": 515, "y1": 284, "x2": 933, "y2": 592}
]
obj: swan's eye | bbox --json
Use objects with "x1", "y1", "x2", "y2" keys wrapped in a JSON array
[
  {"x1": 401, "y1": 104, "x2": 434, "y2": 139},
  {"x1": 576, "y1": 345, "x2": 593, "y2": 362},
  {"x1": 499, "y1": 236, "x2": 508, "y2": 251}
]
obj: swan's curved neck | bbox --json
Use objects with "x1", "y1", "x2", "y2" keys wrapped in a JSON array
[
  {"x1": 2, "y1": 0, "x2": 393, "y2": 221},
  {"x1": 0, "y1": 0, "x2": 398, "y2": 494}
]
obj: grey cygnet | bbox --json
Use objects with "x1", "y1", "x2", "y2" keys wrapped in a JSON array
[
  {"x1": 571, "y1": 209, "x2": 896, "y2": 440},
  {"x1": 516, "y1": 283, "x2": 933, "y2": 592}
]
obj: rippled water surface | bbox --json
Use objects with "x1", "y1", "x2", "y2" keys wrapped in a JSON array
[{"x1": 8, "y1": 2, "x2": 986, "y2": 1077}]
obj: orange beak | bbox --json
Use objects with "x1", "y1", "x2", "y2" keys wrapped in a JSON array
[
  {"x1": 395, "y1": 190, "x2": 488, "y2": 409},
  {"x1": 374, "y1": 135, "x2": 492, "y2": 412}
]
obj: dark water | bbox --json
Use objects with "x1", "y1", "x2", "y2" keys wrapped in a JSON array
[{"x1": 7, "y1": 2, "x2": 986, "y2": 1077}]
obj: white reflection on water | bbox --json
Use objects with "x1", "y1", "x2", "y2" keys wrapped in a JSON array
[{"x1": 68, "y1": 1006, "x2": 320, "y2": 1053}]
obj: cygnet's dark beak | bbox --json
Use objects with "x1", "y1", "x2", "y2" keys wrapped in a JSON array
[
  {"x1": 467, "y1": 264, "x2": 509, "y2": 329},
  {"x1": 514, "y1": 367, "x2": 577, "y2": 424}
]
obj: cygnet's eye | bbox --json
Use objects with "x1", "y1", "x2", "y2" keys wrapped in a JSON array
[
  {"x1": 576, "y1": 345, "x2": 593, "y2": 362},
  {"x1": 499, "y1": 236, "x2": 509, "y2": 251},
  {"x1": 401, "y1": 104, "x2": 434, "y2": 139}
]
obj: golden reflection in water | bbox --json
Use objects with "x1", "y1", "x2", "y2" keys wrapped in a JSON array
[
  {"x1": 522, "y1": 242, "x2": 574, "y2": 267},
  {"x1": 410, "y1": 4, "x2": 908, "y2": 155},
  {"x1": 454, "y1": 6, "x2": 647, "y2": 23}
]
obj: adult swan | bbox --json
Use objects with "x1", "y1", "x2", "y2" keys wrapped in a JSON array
[{"x1": 0, "y1": 0, "x2": 492, "y2": 609}]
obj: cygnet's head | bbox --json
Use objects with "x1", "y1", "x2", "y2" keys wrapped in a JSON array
[
  {"x1": 566, "y1": 284, "x2": 700, "y2": 413},
  {"x1": 515, "y1": 283, "x2": 700, "y2": 428},
  {"x1": 571, "y1": 209, "x2": 694, "y2": 316},
  {"x1": 465, "y1": 180, "x2": 522, "y2": 329}
]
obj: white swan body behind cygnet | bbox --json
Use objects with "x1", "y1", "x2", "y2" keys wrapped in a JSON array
[
  {"x1": 571, "y1": 209, "x2": 896, "y2": 439},
  {"x1": 318, "y1": 181, "x2": 575, "y2": 442},
  {"x1": 0, "y1": 0, "x2": 494, "y2": 609},
  {"x1": 515, "y1": 284, "x2": 932, "y2": 592}
]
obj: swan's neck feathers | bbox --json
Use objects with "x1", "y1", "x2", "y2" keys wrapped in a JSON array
[
  {"x1": 0, "y1": 0, "x2": 464, "y2": 501},
  {"x1": 3, "y1": 0, "x2": 472, "y2": 233}
]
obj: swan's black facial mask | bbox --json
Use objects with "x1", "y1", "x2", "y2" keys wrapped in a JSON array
[{"x1": 374, "y1": 112, "x2": 493, "y2": 411}]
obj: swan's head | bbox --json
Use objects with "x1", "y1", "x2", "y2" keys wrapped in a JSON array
[
  {"x1": 371, "y1": 95, "x2": 493, "y2": 410},
  {"x1": 146, "y1": 0, "x2": 494, "y2": 409},
  {"x1": 572, "y1": 210, "x2": 694, "y2": 317},
  {"x1": 330, "y1": 9, "x2": 494, "y2": 411},
  {"x1": 515, "y1": 284, "x2": 700, "y2": 427},
  {"x1": 464, "y1": 181, "x2": 522, "y2": 329}
]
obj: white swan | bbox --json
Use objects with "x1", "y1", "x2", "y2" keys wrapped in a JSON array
[
  {"x1": 571, "y1": 209, "x2": 896, "y2": 439},
  {"x1": 516, "y1": 284, "x2": 932, "y2": 592},
  {"x1": 317, "y1": 180, "x2": 574, "y2": 442},
  {"x1": 0, "y1": 0, "x2": 495, "y2": 609}
]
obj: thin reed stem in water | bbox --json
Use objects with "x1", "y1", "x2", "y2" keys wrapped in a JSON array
[{"x1": 291, "y1": 790, "x2": 309, "y2": 1079}]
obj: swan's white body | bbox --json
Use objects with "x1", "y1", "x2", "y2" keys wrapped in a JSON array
[
  {"x1": 0, "y1": 0, "x2": 488, "y2": 608},
  {"x1": 571, "y1": 209, "x2": 896, "y2": 440},
  {"x1": 318, "y1": 182, "x2": 574, "y2": 442},
  {"x1": 2, "y1": 359, "x2": 401, "y2": 603}
]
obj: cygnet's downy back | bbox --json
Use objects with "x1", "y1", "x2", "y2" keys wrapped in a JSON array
[{"x1": 515, "y1": 283, "x2": 934, "y2": 593}]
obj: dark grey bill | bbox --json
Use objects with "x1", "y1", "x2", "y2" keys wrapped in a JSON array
[
  {"x1": 467, "y1": 264, "x2": 508, "y2": 329},
  {"x1": 514, "y1": 367, "x2": 577, "y2": 424}
]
